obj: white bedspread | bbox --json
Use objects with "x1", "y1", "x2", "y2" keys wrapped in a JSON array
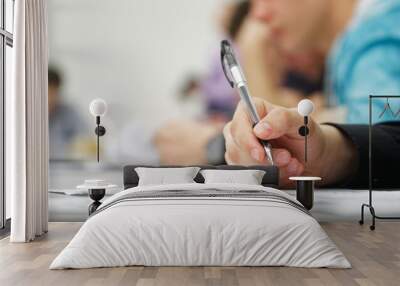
[{"x1": 50, "y1": 183, "x2": 350, "y2": 269}]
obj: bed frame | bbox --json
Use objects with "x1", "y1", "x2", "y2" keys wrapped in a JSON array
[{"x1": 123, "y1": 165, "x2": 279, "y2": 189}]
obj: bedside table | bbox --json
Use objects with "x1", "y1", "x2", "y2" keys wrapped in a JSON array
[
  {"x1": 77, "y1": 179, "x2": 118, "y2": 215},
  {"x1": 88, "y1": 188, "x2": 106, "y2": 215}
]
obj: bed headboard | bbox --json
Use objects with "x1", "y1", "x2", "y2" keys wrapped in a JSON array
[{"x1": 123, "y1": 165, "x2": 279, "y2": 189}]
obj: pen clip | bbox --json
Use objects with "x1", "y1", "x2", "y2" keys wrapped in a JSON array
[{"x1": 220, "y1": 40, "x2": 235, "y2": 88}]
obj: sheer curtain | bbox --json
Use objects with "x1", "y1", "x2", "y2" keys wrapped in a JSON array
[{"x1": 7, "y1": 0, "x2": 49, "y2": 242}]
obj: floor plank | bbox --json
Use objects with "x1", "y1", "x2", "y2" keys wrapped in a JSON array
[{"x1": 0, "y1": 222, "x2": 399, "y2": 286}]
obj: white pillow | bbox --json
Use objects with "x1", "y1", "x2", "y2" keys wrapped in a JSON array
[
  {"x1": 200, "y1": 169, "x2": 266, "y2": 185},
  {"x1": 135, "y1": 167, "x2": 200, "y2": 186}
]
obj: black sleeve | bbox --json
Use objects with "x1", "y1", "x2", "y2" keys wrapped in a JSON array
[{"x1": 324, "y1": 122, "x2": 400, "y2": 189}]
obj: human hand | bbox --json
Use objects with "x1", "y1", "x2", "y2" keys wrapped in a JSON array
[
  {"x1": 236, "y1": 17, "x2": 284, "y2": 80},
  {"x1": 223, "y1": 98, "x2": 357, "y2": 187},
  {"x1": 154, "y1": 119, "x2": 220, "y2": 165}
]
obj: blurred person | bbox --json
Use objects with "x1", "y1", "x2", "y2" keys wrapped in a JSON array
[
  {"x1": 154, "y1": 0, "x2": 327, "y2": 166},
  {"x1": 48, "y1": 67, "x2": 87, "y2": 159},
  {"x1": 200, "y1": 0, "x2": 251, "y2": 122},
  {"x1": 154, "y1": 119, "x2": 221, "y2": 165},
  {"x1": 150, "y1": 1, "x2": 253, "y2": 166},
  {"x1": 237, "y1": 18, "x2": 325, "y2": 109},
  {"x1": 177, "y1": 75, "x2": 206, "y2": 120},
  {"x1": 155, "y1": 0, "x2": 320, "y2": 165},
  {"x1": 210, "y1": 1, "x2": 326, "y2": 121},
  {"x1": 238, "y1": 0, "x2": 400, "y2": 123},
  {"x1": 107, "y1": 118, "x2": 223, "y2": 166}
]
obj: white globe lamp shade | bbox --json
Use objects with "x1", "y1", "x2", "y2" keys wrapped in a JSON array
[
  {"x1": 297, "y1": 99, "x2": 314, "y2": 117},
  {"x1": 89, "y1": 98, "x2": 107, "y2": 117}
]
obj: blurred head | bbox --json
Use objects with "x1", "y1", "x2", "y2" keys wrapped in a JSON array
[
  {"x1": 179, "y1": 76, "x2": 200, "y2": 100},
  {"x1": 227, "y1": 1, "x2": 251, "y2": 40},
  {"x1": 48, "y1": 67, "x2": 62, "y2": 114},
  {"x1": 251, "y1": 0, "x2": 331, "y2": 52},
  {"x1": 217, "y1": 1, "x2": 250, "y2": 40}
]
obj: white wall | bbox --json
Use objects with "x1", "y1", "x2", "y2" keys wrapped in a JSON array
[{"x1": 48, "y1": 0, "x2": 221, "y2": 127}]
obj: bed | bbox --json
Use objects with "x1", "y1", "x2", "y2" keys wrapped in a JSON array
[{"x1": 50, "y1": 165, "x2": 350, "y2": 269}]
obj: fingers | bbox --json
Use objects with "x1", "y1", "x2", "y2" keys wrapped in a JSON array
[
  {"x1": 224, "y1": 121, "x2": 300, "y2": 171},
  {"x1": 251, "y1": 97, "x2": 274, "y2": 119},
  {"x1": 279, "y1": 157, "x2": 304, "y2": 187},
  {"x1": 224, "y1": 122, "x2": 259, "y2": 165},
  {"x1": 229, "y1": 99, "x2": 274, "y2": 162},
  {"x1": 224, "y1": 121, "x2": 303, "y2": 185},
  {"x1": 224, "y1": 98, "x2": 307, "y2": 187},
  {"x1": 253, "y1": 107, "x2": 305, "y2": 140},
  {"x1": 273, "y1": 148, "x2": 291, "y2": 166}
]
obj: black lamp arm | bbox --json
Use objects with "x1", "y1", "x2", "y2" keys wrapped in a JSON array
[{"x1": 94, "y1": 116, "x2": 106, "y2": 162}]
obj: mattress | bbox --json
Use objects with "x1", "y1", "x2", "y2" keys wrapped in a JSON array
[{"x1": 50, "y1": 183, "x2": 350, "y2": 269}]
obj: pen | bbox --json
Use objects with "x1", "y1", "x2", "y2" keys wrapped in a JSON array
[{"x1": 220, "y1": 40, "x2": 274, "y2": 165}]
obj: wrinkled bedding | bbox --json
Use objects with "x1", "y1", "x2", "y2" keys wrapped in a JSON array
[{"x1": 50, "y1": 183, "x2": 350, "y2": 269}]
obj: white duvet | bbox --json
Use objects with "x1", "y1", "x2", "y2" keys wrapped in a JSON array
[{"x1": 50, "y1": 183, "x2": 350, "y2": 269}]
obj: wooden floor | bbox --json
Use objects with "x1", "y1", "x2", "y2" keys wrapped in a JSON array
[{"x1": 0, "y1": 222, "x2": 399, "y2": 286}]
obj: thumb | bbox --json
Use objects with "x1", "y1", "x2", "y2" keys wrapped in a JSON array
[{"x1": 253, "y1": 107, "x2": 305, "y2": 140}]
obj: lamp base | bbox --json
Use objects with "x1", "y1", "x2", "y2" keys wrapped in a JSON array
[
  {"x1": 289, "y1": 176, "x2": 321, "y2": 210},
  {"x1": 88, "y1": 188, "x2": 106, "y2": 215}
]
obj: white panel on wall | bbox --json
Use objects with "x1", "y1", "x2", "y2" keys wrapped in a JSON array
[
  {"x1": 48, "y1": 0, "x2": 221, "y2": 129},
  {"x1": 5, "y1": 44, "x2": 12, "y2": 219}
]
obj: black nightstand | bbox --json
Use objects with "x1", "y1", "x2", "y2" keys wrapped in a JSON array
[
  {"x1": 77, "y1": 180, "x2": 118, "y2": 215},
  {"x1": 88, "y1": 188, "x2": 106, "y2": 215}
]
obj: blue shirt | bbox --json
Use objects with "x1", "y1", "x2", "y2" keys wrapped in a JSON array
[{"x1": 326, "y1": 0, "x2": 400, "y2": 123}]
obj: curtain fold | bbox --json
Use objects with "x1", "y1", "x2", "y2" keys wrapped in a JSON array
[{"x1": 8, "y1": 0, "x2": 49, "y2": 242}]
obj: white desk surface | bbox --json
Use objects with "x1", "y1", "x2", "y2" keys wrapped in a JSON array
[{"x1": 49, "y1": 161, "x2": 400, "y2": 222}]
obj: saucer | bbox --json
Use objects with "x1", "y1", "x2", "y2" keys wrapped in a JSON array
[
  {"x1": 289, "y1": 176, "x2": 321, "y2": 181},
  {"x1": 77, "y1": 179, "x2": 118, "y2": 190}
]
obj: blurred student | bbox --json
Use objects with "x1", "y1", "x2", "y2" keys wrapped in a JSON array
[
  {"x1": 240, "y1": 0, "x2": 400, "y2": 123},
  {"x1": 48, "y1": 67, "x2": 87, "y2": 159},
  {"x1": 177, "y1": 75, "x2": 206, "y2": 120},
  {"x1": 155, "y1": 0, "x2": 317, "y2": 165},
  {"x1": 200, "y1": 1, "x2": 250, "y2": 122},
  {"x1": 205, "y1": 1, "x2": 325, "y2": 121},
  {"x1": 237, "y1": 16, "x2": 325, "y2": 109},
  {"x1": 151, "y1": 1, "x2": 254, "y2": 165}
]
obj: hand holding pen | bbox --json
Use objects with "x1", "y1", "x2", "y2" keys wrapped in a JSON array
[
  {"x1": 223, "y1": 96, "x2": 358, "y2": 187},
  {"x1": 223, "y1": 98, "x2": 307, "y2": 186},
  {"x1": 220, "y1": 40, "x2": 274, "y2": 165}
]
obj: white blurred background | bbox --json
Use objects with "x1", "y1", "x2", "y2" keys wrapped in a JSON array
[{"x1": 48, "y1": 0, "x2": 220, "y2": 128}]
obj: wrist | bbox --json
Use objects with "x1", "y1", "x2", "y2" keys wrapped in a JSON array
[{"x1": 319, "y1": 125, "x2": 358, "y2": 186}]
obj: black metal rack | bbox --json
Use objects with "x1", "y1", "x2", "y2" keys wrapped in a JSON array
[{"x1": 359, "y1": 95, "x2": 400, "y2": 230}]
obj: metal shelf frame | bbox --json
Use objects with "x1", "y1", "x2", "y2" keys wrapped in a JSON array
[{"x1": 359, "y1": 95, "x2": 400, "y2": 230}]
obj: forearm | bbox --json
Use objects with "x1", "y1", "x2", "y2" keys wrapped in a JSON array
[
  {"x1": 239, "y1": 40, "x2": 288, "y2": 106},
  {"x1": 242, "y1": 49, "x2": 278, "y2": 101},
  {"x1": 313, "y1": 106, "x2": 347, "y2": 124}
]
